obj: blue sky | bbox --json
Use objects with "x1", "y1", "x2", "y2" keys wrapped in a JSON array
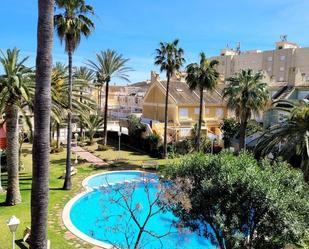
[{"x1": 1, "y1": 0, "x2": 309, "y2": 83}]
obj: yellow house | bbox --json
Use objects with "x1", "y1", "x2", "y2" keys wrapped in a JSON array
[{"x1": 142, "y1": 72, "x2": 229, "y2": 140}]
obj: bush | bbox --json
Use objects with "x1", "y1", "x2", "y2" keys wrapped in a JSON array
[
  {"x1": 163, "y1": 152, "x2": 309, "y2": 249},
  {"x1": 174, "y1": 139, "x2": 193, "y2": 155},
  {"x1": 97, "y1": 144, "x2": 109, "y2": 151},
  {"x1": 50, "y1": 146, "x2": 64, "y2": 154}
]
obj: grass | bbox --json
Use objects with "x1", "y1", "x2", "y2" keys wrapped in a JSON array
[
  {"x1": 84, "y1": 139, "x2": 173, "y2": 169},
  {"x1": 0, "y1": 141, "x2": 173, "y2": 249}
]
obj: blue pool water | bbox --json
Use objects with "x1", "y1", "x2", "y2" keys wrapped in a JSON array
[{"x1": 71, "y1": 171, "x2": 215, "y2": 249}]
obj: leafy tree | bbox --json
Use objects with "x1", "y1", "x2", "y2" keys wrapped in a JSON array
[
  {"x1": 186, "y1": 52, "x2": 219, "y2": 151},
  {"x1": 83, "y1": 115, "x2": 104, "y2": 145},
  {"x1": 255, "y1": 99, "x2": 309, "y2": 181},
  {"x1": 220, "y1": 118, "x2": 240, "y2": 148},
  {"x1": 127, "y1": 114, "x2": 146, "y2": 143},
  {"x1": 30, "y1": 0, "x2": 53, "y2": 247},
  {"x1": 86, "y1": 50, "x2": 132, "y2": 146},
  {"x1": 154, "y1": 39, "x2": 185, "y2": 158},
  {"x1": 0, "y1": 48, "x2": 33, "y2": 205},
  {"x1": 223, "y1": 69, "x2": 269, "y2": 151},
  {"x1": 163, "y1": 152, "x2": 309, "y2": 249},
  {"x1": 54, "y1": 0, "x2": 95, "y2": 190}
]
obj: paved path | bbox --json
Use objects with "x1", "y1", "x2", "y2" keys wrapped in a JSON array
[{"x1": 72, "y1": 146, "x2": 107, "y2": 166}]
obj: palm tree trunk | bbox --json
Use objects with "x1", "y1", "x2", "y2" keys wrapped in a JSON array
[
  {"x1": 63, "y1": 50, "x2": 73, "y2": 190},
  {"x1": 30, "y1": 0, "x2": 53, "y2": 247},
  {"x1": 163, "y1": 75, "x2": 170, "y2": 158},
  {"x1": 56, "y1": 122, "x2": 60, "y2": 149},
  {"x1": 103, "y1": 80, "x2": 109, "y2": 146},
  {"x1": 50, "y1": 117, "x2": 53, "y2": 144},
  {"x1": 197, "y1": 87, "x2": 204, "y2": 152},
  {"x1": 239, "y1": 120, "x2": 247, "y2": 151},
  {"x1": 5, "y1": 104, "x2": 21, "y2": 205},
  {"x1": 80, "y1": 89, "x2": 83, "y2": 139}
]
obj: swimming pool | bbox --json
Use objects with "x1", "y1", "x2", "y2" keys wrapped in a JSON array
[{"x1": 63, "y1": 171, "x2": 215, "y2": 249}]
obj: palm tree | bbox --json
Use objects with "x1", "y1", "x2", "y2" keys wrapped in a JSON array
[
  {"x1": 255, "y1": 99, "x2": 309, "y2": 181},
  {"x1": 154, "y1": 39, "x2": 185, "y2": 158},
  {"x1": 51, "y1": 63, "x2": 67, "y2": 148},
  {"x1": 54, "y1": 0, "x2": 94, "y2": 190},
  {"x1": 51, "y1": 64, "x2": 95, "y2": 148},
  {"x1": 86, "y1": 50, "x2": 132, "y2": 146},
  {"x1": 222, "y1": 69, "x2": 269, "y2": 151},
  {"x1": 186, "y1": 53, "x2": 219, "y2": 152},
  {"x1": 30, "y1": 0, "x2": 53, "y2": 247},
  {"x1": 74, "y1": 66, "x2": 94, "y2": 137},
  {"x1": 83, "y1": 115, "x2": 104, "y2": 145},
  {"x1": 0, "y1": 48, "x2": 33, "y2": 205}
]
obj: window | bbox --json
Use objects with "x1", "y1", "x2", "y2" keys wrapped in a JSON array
[
  {"x1": 306, "y1": 76, "x2": 309, "y2": 82},
  {"x1": 280, "y1": 66, "x2": 284, "y2": 71},
  {"x1": 280, "y1": 55, "x2": 286, "y2": 61},
  {"x1": 179, "y1": 108, "x2": 189, "y2": 119},
  {"x1": 279, "y1": 76, "x2": 284, "y2": 82},
  {"x1": 194, "y1": 108, "x2": 200, "y2": 115},
  {"x1": 267, "y1": 56, "x2": 273, "y2": 62},
  {"x1": 205, "y1": 108, "x2": 210, "y2": 115},
  {"x1": 216, "y1": 108, "x2": 224, "y2": 118},
  {"x1": 267, "y1": 67, "x2": 272, "y2": 72}
]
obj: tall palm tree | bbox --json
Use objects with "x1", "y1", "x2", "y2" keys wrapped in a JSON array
[
  {"x1": 0, "y1": 48, "x2": 33, "y2": 206},
  {"x1": 222, "y1": 69, "x2": 269, "y2": 150},
  {"x1": 51, "y1": 64, "x2": 95, "y2": 148},
  {"x1": 86, "y1": 50, "x2": 132, "y2": 146},
  {"x1": 255, "y1": 99, "x2": 309, "y2": 181},
  {"x1": 186, "y1": 52, "x2": 219, "y2": 152},
  {"x1": 51, "y1": 62, "x2": 67, "y2": 148},
  {"x1": 54, "y1": 0, "x2": 94, "y2": 190},
  {"x1": 154, "y1": 39, "x2": 185, "y2": 158},
  {"x1": 74, "y1": 66, "x2": 94, "y2": 136},
  {"x1": 30, "y1": 0, "x2": 53, "y2": 247}
]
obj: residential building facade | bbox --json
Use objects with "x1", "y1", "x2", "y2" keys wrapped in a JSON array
[{"x1": 142, "y1": 71, "x2": 228, "y2": 140}]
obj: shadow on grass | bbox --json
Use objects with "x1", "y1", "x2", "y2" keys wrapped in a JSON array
[
  {"x1": 15, "y1": 239, "x2": 28, "y2": 249},
  {"x1": 49, "y1": 187, "x2": 63, "y2": 191},
  {"x1": 50, "y1": 159, "x2": 66, "y2": 165}
]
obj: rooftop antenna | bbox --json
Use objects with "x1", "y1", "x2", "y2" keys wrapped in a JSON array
[
  {"x1": 236, "y1": 41, "x2": 241, "y2": 54},
  {"x1": 280, "y1": 34, "x2": 288, "y2": 42}
]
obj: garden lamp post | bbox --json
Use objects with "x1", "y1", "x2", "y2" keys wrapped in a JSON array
[
  {"x1": 0, "y1": 149, "x2": 3, "y2": 192},
  {"x1": 74, "y1": 133, "x2": 78, "y2": 165},
  {"x1": 7, "y1": 215, "x2": 20, "y2": 249}
]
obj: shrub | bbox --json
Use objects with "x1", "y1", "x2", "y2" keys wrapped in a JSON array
[
  {"x1": 220, "y1": 118, "x2": 239, "y2": 148},
  {"x1": 163, "y1": 152, "x2": 309, "y2": 249},
  {"x1": 50, "y1": 146, "x2": 64, "y2": 154},
  {"x1": 97, "y1": 144, "x2": 109, "y2": 151}
]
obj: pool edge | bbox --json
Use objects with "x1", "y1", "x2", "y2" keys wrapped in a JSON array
[{"x1": 62, "y1": 170, "x2": 148, "y2": 249}]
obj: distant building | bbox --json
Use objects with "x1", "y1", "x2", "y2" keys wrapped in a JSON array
[
  {"x1": 0, "y1": 123, "x2": 6, "y2": 149},
  {"x1": 212, "y1": 38, "x2": 309, "y2": 101},
  {"x1": 94, "y1": 81, "x2": 151, "y2": 119}
]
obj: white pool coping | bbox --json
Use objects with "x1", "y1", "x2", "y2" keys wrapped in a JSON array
[{"x1": 62, "y1": 170, "x2": 153, "y2": 249}]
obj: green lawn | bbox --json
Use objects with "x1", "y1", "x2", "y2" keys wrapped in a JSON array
[
  {"x1": 84, "y1": 140, "x2": 173, "y2": 169},
  {"x1": 0, "y1": 142, "x2": 172, "y2": 249}
]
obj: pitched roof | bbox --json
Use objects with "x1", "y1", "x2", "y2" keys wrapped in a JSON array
[{"x1": 159, "y1": 80, "x2": 225, "y2": 105}]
